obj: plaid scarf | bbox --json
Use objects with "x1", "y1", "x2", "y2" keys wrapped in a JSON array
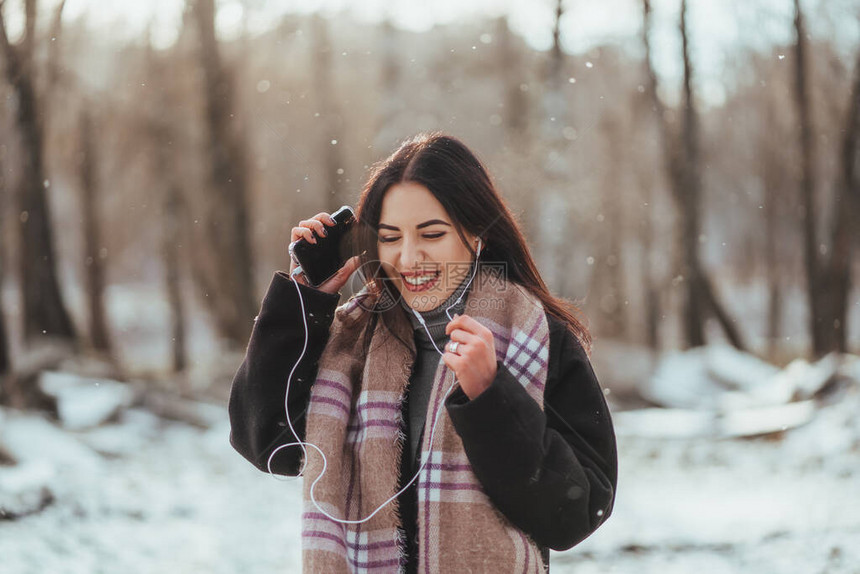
[{"x1": 301, "y1": 263, "x2": 550, "y2": 573}]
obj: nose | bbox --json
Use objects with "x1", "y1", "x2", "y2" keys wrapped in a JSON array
[{"x1": 399, "y1": 236, "x2": 424, "y2": 270}]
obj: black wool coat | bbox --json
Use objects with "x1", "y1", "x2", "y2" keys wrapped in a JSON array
[{"x1": 228, "y1": 272, "x2": 618, "y2": 572}]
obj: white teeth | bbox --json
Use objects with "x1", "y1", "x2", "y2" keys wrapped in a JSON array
[{"x1": 403, "y1": 273, "x2": 438, "y2": 286}]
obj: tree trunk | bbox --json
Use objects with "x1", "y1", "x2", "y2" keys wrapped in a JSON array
[
  {"x1": 761, "y1": 105, "x2": 784, "y2": 362},
  {"x1": 825, "y1": 45, "x2": 860, "y2": 354},
  {"x1": 792, "y1": 0, "x2": 826, "y2": 357},
  {"x1": 641, "y1": 0, "x2": 746, "y2": 351},
  {"x1": 158, "y1": 134, "x2": 188, "y2": 374},
  {"x1": 849, "y1": 53, "x2": 860, "y2": 218},
  {"x1": 640, "y1": 0, "x2": 677, "y2": 354},
  {"x1": 78, "y1": 105, "x2": 113, "y2": 355},
  {"x1": 0, "y1": 1, "x2": 76, "y2": 344},
  {"x1": 0, "y1": 304, "x2": 8, "y2": 377},
  {"x1": 699, "y1": 274, "x2": 745, "y2": 349},
  {"x1": 0, "y1": 142, "x2": 9, "y2": 377},
  {"x1": 678, "y1": 0, "x2": 707, "y2": 348},
  {"x1": 146, "y1": 39, "x2": 189, "y2": 374},
  {"x1": 189, "y1": 0, "x2": 256, "y2": 347},
  {"x1": 164, "y1": 178, "x2": 188, "y2": 373}
]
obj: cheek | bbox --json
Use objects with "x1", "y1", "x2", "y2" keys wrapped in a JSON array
[
  {"x1": 439, "y1": 240, "x2": 472, "y2": 264},
  {"x1": 376, "y1": 248, "x2": 398, "y2": 276}
]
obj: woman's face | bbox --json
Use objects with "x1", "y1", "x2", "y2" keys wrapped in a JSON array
[{"x1": 376, "y1": 181, "x2": 477, "y2": 312}]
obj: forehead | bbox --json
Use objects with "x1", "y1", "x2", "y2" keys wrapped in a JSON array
[{"x1": 379, "y1": 182, "x2": 449, "y2": 223}]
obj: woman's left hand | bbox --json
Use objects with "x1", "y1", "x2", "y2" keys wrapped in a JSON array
[{"x1": 443, "y1": 313, "x2": 497, "y2": 399}]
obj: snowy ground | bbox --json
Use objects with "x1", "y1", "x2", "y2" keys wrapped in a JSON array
[
  {"x1": 562, "y1": 399, "x2": 860, "y2": 573},
  {"x1": 1, "y1": 377, "x2": 858, "y2": 574},
  {"x1": 0, "y1": 409, "x2": 306, "y2": 574}
]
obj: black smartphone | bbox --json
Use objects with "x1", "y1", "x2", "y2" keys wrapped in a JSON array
[{"x1": 289, "y1": 205, "x2": 357, "y2": 288}]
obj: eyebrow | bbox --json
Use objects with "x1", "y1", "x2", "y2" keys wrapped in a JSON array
[{"x1": 377, "y1": 219, "x2": 452, "y2": 231}]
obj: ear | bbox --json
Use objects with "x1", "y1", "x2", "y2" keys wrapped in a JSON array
[{"x1": 462, "y1": 230, "x2": 482, "y2": 256}]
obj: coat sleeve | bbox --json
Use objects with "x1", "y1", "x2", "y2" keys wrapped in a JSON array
[
  {"x1": 227, "y1": 271, "x2": 341, "y2": 476},
  {"x1": 445, "y1": 315, "x2": 618, "y2": 550}
]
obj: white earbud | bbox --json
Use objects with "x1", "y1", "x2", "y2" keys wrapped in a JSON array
[{"x1": 476, "y1": 237, "x2": 483, "y2": 258}]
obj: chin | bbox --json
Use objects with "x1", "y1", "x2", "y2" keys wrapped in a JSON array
[{"x1": 407, "y1": 293, "x2": 447, "y2": 313}]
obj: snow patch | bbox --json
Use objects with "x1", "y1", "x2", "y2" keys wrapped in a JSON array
[
  {"x1": 1, "y1": 413, "x2": 102, "y2": 470},
  {"x1": 39, "y1": 371, "x2": 135, "y2": 430}
]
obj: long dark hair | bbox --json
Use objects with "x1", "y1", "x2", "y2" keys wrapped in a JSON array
[{"x1": 352, "y1": 132, "x2": 592, "y2": 357}]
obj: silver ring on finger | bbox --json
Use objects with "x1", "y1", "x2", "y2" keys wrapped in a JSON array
[{"x1": 448, "y1": 341, "x2": 460, "y2": 355}]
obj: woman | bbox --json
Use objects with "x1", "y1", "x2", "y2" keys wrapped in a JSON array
[{"x1": 228, "y1": 133, "x2": 617, "y2": 573}]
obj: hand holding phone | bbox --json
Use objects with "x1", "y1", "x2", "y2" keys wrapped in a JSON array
[{"x1": 288, "y1": 207, "x2": 361, "y2": 295}]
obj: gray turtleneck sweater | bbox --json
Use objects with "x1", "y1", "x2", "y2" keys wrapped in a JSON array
[{"x1": 400, "y1": 263, "x2": 474, "y2": 464}]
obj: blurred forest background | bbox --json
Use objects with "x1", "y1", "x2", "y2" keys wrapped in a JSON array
[
  {"x1": 0, "y1": 0, "x2": 856, "y2": 409},
  {"x1": 1, "y1": 0, "x2": 859, "y2": 401},
  {"x1": 2, "y1": 0, "x2": 860, "y2": 571},
  {"x1": 0, "y1": 0, "x2": 856, "y2": 403}
]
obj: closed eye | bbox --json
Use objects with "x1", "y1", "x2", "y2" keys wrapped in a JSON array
[{"x1": 379, "y1": 231, "x2": 445, "y2": 243}]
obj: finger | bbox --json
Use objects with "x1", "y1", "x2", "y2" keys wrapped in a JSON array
[
  {"x1": 299, "y1": 219, "x2": 327, "y2": 238},
  {"x1": 345, "y1": 254, "x2": 362, "y2": 273},
  {"x1": 445, "y1": 340, "x2": 469, "y2": 358},
  {"x1": 312, "y1": 212, "x2": 337, "y2": 226},
  {"x1": 292, "y1": 272, "x2": 309, "y2": 286},
  {"x1": 445, "y1": 313, "x2": 473, "y2": 336},
  {"x1": 458, "y1": 315, "x2": 494, "y2": 344},
  {"x1": 447, "y1": 329, "x2": 480, "y2": 348},
  {"x1": 446, "y1": 314, "x2": 492, "y2": 342},
  {"x1": 441, "y1": 351, "x2": 462, "y2": 370},
  {"x1": 291, "y1": 226, "x2": 317, "y2": 244},
  {"x1": 318, "y1": 255, "x2": 361, "y2": 293}
]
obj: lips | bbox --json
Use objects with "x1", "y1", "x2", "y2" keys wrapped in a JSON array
[{"x1": 400, "y1": 270, "x2": 441, "y2": 292}]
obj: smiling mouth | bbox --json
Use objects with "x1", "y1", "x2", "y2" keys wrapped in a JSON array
[{"x1": 400, "y1": 270, "x2": 441, "y2": 292}]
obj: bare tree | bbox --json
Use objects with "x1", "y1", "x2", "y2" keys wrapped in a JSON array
[
  {"x1": 144, "y1": 38, "x2": 189, "y2": 374},
  {"x1": 188, "y1": 0, "x2": 256, "y2": 346},
  {"x1": 676, "y1": 0, "x2": 708, "y2": 347},
  {"x1": 641, "y1": 0, "x2": 746, "y2": 350},
  {"x1": 791, "y1": 0, "x2": 824, "y2": 355},
  {"x1": 759, "y1": 101, "x2": 787, "y2": 361},
  {"x1": 77, "y1": 105, "x2": 112, "y2": 355},
  {"x1": 43, "y1": 0, "x2": 114, "y2": 361},
  {"x1": 636, "y1": 164, "x2": 660, "y2": 351},
  {"x1": 0, "y1": 139, "x2": 9, "y2": 378},
  {"x1": 825, "y1": 43, "x2": 860, "y2": 353},
  {"x1": 791, "y1": 0, "x2": 858, "y2": 357},
  {"x1": 0, "y1": 309, "x2": 7, "y2": 381},
  {"x1": 847, "y1": 51, "x2": 860, "y2": 218},
  {"x1": 163, "y1": 169, "x2": 188, "y2": 374},
  {"x1": 0, "y1": 0, "x2": 76, "y2": 343}
]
